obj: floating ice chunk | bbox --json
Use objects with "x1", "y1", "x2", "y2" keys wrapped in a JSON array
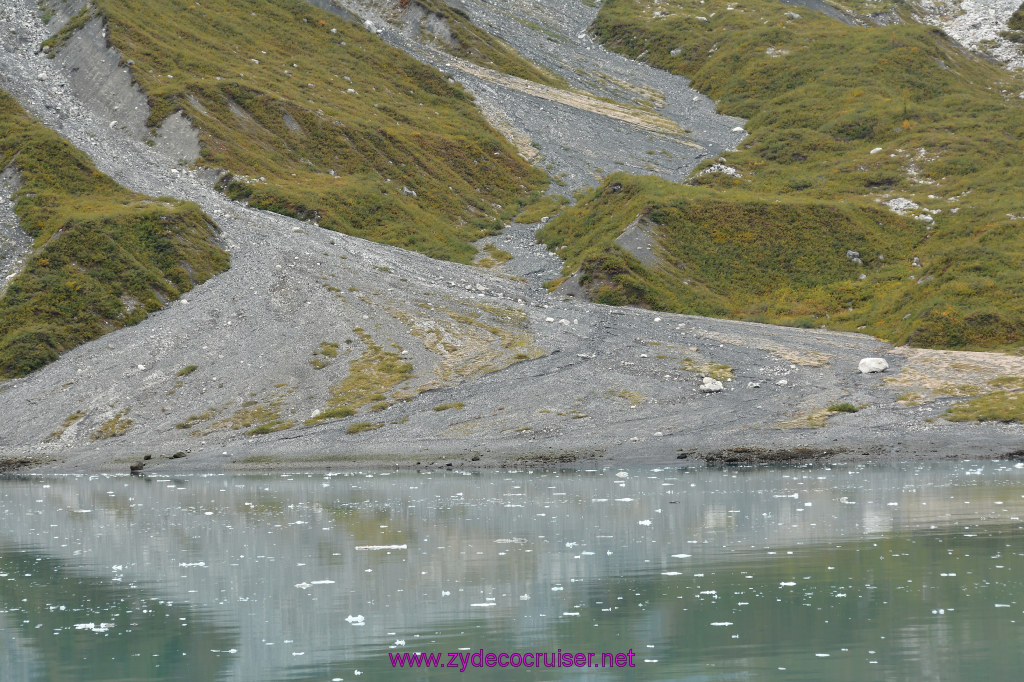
[
  {"x1": 662, "y1": 571, "x2": 682, "y2": 576},
  {"x1": 471, "y1": 603, "x2": 496, "y2": 607},
  {"x1": 615, "y1": 498, "x2": 634, "y2": 502},
  {"x1": 562, "y1": 612, "x2": 580, "y2": 616},
  {"x1": 394, "y1": 639, "x2": 406, "y2": 646},
  {"x1": 311, "y1": 580, "x2": 335, "y2": 585},
  {"x1": 345, "y1": 614, "x2": 365, "y2": 624},
  {"x1": 615, "y1": 471, "x2": 629, "y2": 479},
  {"x1": 355, "y1": 544, "x2": 407, "y2": 550},
  {"x1": 671, "y1": 554, "x2": 692, "y2": 559},
  {"x1": 638, "y1": 519, "x2": 652, "y2": 526},
  {"x1": 815, "y1": 653, "x2": 830, "y2": 657},
  {"x1": 710, "y1": 622, "x2": 733, "y2": 627},
  {"x1": 520, "y1": 594, "x2": 530, "y2": 600},
  {"x1": 551, "y1": 586, "x2": 564, "y2": 591},
  {"x1": 179, "y1": 562, "x2": 207, "y2": 568},
  {"x1": 780, "y1": 581, "x2": 796, "y2": 586},
  {"x1": 295, "y1": 582, "x2": 312, "y2": 590}
]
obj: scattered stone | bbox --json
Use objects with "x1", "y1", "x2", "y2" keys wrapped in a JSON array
[
  {"x1": 747, "y1": 382, "x2": 760, "y2": 389},
  {"x1": 784, "y1": 11, "x2": 801, "y2": 20},
  {"x1": 858, "y1": 357, "x2": 889, "y2": 374},
  {"x1": 402, "y1": 186, "x2": 417, "y2": 197},
  {"x1": 776, "y1": 379, "x2": 788, "y2": 386},
  {"x1": 700, "y1": 377, "x2": 724, "y2": 393}
]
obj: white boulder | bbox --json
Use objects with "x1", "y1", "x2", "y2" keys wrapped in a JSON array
[
  {"x1": 699, "y1": 377, "x2": 724, "y2": 393},
  {"x1": 858, "y1": 357, "x2": 889, "y2": 374}
]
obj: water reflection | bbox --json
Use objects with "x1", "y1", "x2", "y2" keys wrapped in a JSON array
[
  {"x1": 0, "y1": 546, "x2": 237, "y2": 681},
  {"x1": 0, "y1": 462, "x2": 1022, "y2": 680}
]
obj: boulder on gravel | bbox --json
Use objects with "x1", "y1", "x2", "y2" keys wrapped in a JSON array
[
  {"x1": 699, "y1": 377, "x2": 724, "y2": 393},
  {"x1": 858, "y1": 357, "x2": 889, "y2": 374}
]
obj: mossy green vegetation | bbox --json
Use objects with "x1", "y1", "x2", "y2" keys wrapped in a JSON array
[
  {"x1": 347, "y1": 420, "x2": 384, "y2": 434},
  {"x1": 433, "y1": 401, "x2": 465, "y2": 411},
  {"x1": 0, "y1": 90, "x2": 228, "y2": 379},
  {"x1": 310, "y1": 341, "x2": 340, "y2": 369},
  {"x1": 945, "y1": 390, "x2": 1024, "y2": 423},
  {"x1": 90, "y1": 409, "x2": 132, "y2": 440},
  {"x1": 476, "y1": 243, "x2": 514, "y2": 268},
  {"x1": 1004, "y1": 2, "x2": 1024, "y2": 43},
  {"x1": 399, "y1": 0, "x2": 567, "y2": 88},
  {"x1": 81, "y1": 0, "x2": 546, "y2": 263},
  {"x1": 543, "y1": 0, "x2": 1024, "y2": 350},
  {"x1": 307, "y1": 329, "x2": 414, "y2": 424},
  {"x1": 540, "y1": 175, "x2": 923, "y2": 326},
  {"x1": 828, "y1": 402, "x2": 859, "y2": 414},
  {"x1": 40, "y1": 2, "x2": 96, "y2": 56},
  {"x1": 945, "y1": 375, "x2": 1024, "y2": 423},
  {"x1": 1009, "y1": 3, "x2": 1024, "y2": 32},
  {"x1": 515, "y1": 192, "x2": 569, "y2": 223}
]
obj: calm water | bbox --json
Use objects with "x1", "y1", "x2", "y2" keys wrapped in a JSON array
[{"x1": 2, "y1": 462, "x2": 1024, "y2": 680}]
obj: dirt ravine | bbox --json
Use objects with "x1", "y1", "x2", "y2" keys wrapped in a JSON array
[{"x1": 0, "y1": 0, "x2": 1022, "y2": 474}]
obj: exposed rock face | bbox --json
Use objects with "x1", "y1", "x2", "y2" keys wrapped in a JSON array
[
  {"x1": 859, "y1": 358, "x2": 890, "y2": 374},
  {"x1": 0, "y1": 167, "x2": 33, "y2": 298}
]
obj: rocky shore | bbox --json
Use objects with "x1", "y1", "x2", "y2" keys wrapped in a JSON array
[{"x1": 1, "y1": 0, "x2": 1022, "y2": 474}]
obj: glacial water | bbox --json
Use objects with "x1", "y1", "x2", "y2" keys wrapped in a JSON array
[{"x1": 2, "y1": 462, "x2": 1024, "y2": 680}]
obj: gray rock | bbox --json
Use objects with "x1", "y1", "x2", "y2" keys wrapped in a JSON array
[
  {"x1": 858, "y1": 357, "x2": 889, "y2": 374},
  {"x1": 699, "y1": 377, "x2": 724, "y2": 393}
]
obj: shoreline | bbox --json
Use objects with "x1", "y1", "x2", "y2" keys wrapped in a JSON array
[{"x1": 5, "y1": 422, "x2": 1022, "y2": 474}]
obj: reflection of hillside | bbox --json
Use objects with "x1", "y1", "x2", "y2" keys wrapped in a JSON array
[
  {"x1": 1, "y1": 464, "x2": 1022, "y2": 678},
  {"x1": 0, "y1": 545, "x2": 236, "y2": 681}
]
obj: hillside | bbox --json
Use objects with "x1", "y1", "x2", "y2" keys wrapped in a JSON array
[
  {"x1": 0, "y1": 0, "x2": 1022, "y2": 470},
  {"x1": 0, "y1": 90, "x2": 228, "y2": 378},
  {"x1": 541, "y1": 0, "x2": 1024, "y2": 351},
  {"x1": 46, "y1": 0, "x2": 547, "y2": 263}
]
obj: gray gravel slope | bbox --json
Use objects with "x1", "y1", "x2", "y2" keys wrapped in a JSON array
[{"x1": 0, "y1": 0, "x2": 1021, "y2": 473}]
